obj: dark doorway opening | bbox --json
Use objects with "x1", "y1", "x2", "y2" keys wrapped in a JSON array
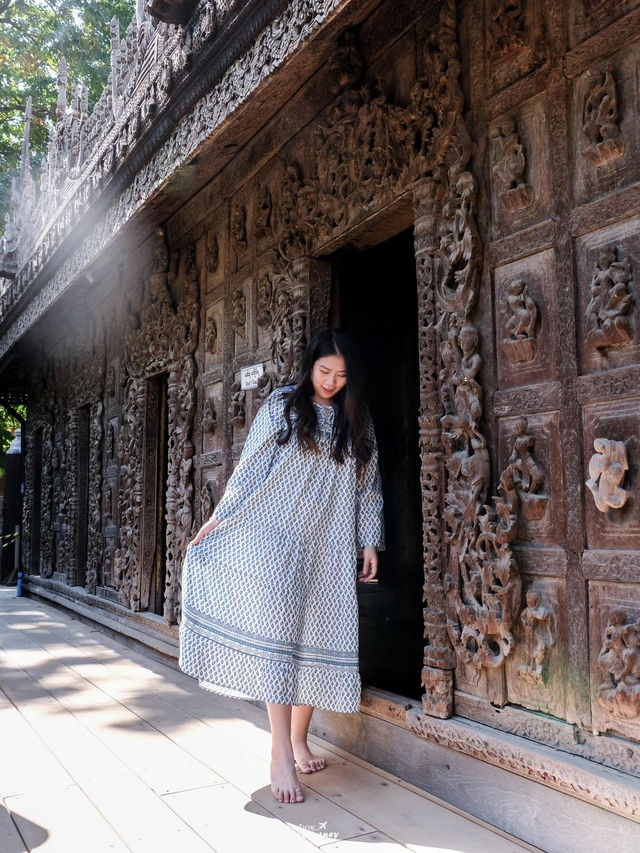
[
  {"x1": 145, "y1": 375, "x2": 169, "y2": 616},
  {"x1": 331, "y1": 228, "x2": 423, "y2": 701},
  {"x1": 75, "y1": 406, "x2": 90, "y2": 587}
]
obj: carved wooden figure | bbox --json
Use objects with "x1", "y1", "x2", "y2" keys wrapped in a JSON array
[
  {"x1": 585, "y1": 244, "x2": 634, "y2": 354},
  {"x1": 231, "y1": 289, "x2": 246, "y2": 338},
  {"x1": 507, "y1": 416, "x2": 548, "y2": 521},
  {"x1": 518, "y1": 588, "x2": 555, "y2": 686},
  {"x1": 598, "y1": 610, "x2": 640, "y2": 719},
  {"x1": 501, "y1": 278, "x2": 540, "y2": 364},
  {"x1": 586, "y1": 437, "x2": 629, "y2": 512},
  {"x1": 491, "y1": 117, "x2": 534, "y2": 212},
  {"x1": 582, "y1": 63, "x2": 625, "y2": 166}
]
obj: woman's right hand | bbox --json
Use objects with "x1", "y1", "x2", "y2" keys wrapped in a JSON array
[{"x1": 190, "y1": 517, "x2": 220, "y2": 547}]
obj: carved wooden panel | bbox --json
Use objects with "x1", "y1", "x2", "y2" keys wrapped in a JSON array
[
  {"x1": 494, "y1": 249, "x2": 556, "y2": 389},
  {"x1": 482, "y1": 0, "x2": 545, "y2": 95},
  {"x1": 204, "y1": 299, "x2": 224, "y2": 368},
  {"x1": 489, "y1": 97, "x2": 551, "y2": 239},
  {"x1": 582, "y1": 398, "x2": 639, "y2": 551},
  {"x1": 589, "y1": 581, "x2": 640, "y2": 739},
  {"x1": 202, "y1": 381, "x2": 223, "y2": 453},
  {"x1": 575, "y1": 219, "x2": 640, "y2": 375},
  {"x1": 570, "y1": 49, "x2": 640, "y2": 206},
  {"x1": 504, "y1": 576, "x2": 565, "y2": 719},
  {"x1": 568, "y1": 0, "x2": 640, "y2": 49},
  {"x1": 497, "y1": 412, "x2": 562, "y2": 546},
  {"x1": 231, "y1": 277, "x2": 250, "y2": 355}
]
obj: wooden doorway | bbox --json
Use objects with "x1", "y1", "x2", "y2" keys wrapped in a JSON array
[
  {"x1": 143, "y1": 374, "x2": 169, "y2": 615},
  {"x1": 331, "y1": 228, "x2": 424, "y2": 700}
]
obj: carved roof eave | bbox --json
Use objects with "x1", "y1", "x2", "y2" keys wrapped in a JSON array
[{"x1": 0, "y1": 0, "x2": 349, "y2": 358}]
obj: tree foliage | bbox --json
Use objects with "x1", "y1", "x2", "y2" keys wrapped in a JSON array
[
  {"x1": 0, "y1": 0, "x2": 136, "y2": 226},
  {"x1": 0, "y1": 404, "x2": 25, "y2": 479}
]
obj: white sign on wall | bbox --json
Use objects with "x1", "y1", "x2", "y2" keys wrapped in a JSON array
[{"x1": 240, "y1": 363, "x2": 265, "y2": 390}]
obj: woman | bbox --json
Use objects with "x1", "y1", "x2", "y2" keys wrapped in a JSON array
[{"x1": 179, "y1": 327, "x2": 384, "y2": 804}]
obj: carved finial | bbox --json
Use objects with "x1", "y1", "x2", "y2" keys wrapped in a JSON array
[
  {"x1": 56, "y1": 57, "x2": 68, "y2": 123},
  {"x1": 586, "y1": 438, "x2": 629, "y2": 512}
]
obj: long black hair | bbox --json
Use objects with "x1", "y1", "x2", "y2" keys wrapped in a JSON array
[{"x1": 276, "y1": 327, "x2": 373, "y2": 476}]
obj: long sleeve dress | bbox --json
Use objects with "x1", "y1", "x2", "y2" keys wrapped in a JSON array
[{"x1": 178, "y1": 385, "x2": 385, "y2": 713}]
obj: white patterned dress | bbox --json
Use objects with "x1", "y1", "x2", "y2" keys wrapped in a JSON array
[{"x1": 179, "y1": 385, "x2": 384, "y2": 713}]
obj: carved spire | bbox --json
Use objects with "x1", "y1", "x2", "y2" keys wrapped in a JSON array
[
  {"x1": 56, "y1": 57, "x2": 68, "y2": 124},
  {"x1": 111, "y1": 17, "x2": 121, "y2": 112}
]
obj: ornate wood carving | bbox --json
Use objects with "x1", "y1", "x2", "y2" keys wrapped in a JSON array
[
  {"x1": 488, "y1": 0, "x2": 526, "y2": 58},
  {"x1": 231, "y1": 206, "x2": 247, "y2": 255},
  {"x1": 490, "y1": 118, "x2": 535, "y2": 213},
  {"x1": 501, "y1": 279, "x2": 540, "y2": 365},
  {"x1": 598, "y1": 610, "x2": 640, "y2": 719},
  {"x1": 204, "y1": 314, "x2": 218, "y2": 354},
  {"x1": 505, "y1": 416, "x2": 548, "y2": 522},
  {"x1": 231, "y1": 289, "x2": 247, "y2": 338},
  {"x1": 203, "y1": 389, "x2": 217, "y2": 436},
  {"x1": 115, "y1": 230, "x2": 199, "y2": 619},
  {"x1": 518, "y1": 588, "x2": 555, "y2": 686},
  {"x1": 207, "y1": 231, "x2": 219, "y2": 274},
  {"x1": 586, "y1": 438, "x2": 630, "y2": 512},
  {"x1": 585, "y1": 244, "x2": 634, "y2": 354},
  {"x1": 582, "y1": 64, "x2": 625, "y2": 166},
  {"x1": 229, "y1": 381, "x2": 246, "y2": 429},
  {"x1": 255, "y1": 185, "x2": 272, "y2": 241}
]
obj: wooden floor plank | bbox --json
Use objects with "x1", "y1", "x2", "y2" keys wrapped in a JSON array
[
  {"x1": 0, "y1": 623, "x2": 225, "y2": 797},
  {"x1": 0, "y1": 655, "x2": 214, "y2": 851},
  {"x1": 0, "y1": 688, "x2": 75, "y2": 798},
  {"x1": 0, "y1": 802, "x2": 27, "y2": 853},
  {"x1": 0, "y1": 592, "x2": 537, "y2": 852},
  {"x1": 163, "y1": 783, "x2": 323, "y2": 852},
  {"x1": 6, "y1": 788, "x2": 129, "y2": 853}
]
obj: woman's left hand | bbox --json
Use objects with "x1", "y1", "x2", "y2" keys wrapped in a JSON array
[{"x1": 358, "y1": 546, "x2": 378, "y2": 582}]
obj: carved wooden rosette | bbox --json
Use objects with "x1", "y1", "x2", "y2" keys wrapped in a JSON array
[{"x1": 117, "y1": 231, "x2": 199, "y2": 621}]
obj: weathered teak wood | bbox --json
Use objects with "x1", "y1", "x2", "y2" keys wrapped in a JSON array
[{"x1": 0, "y1": 590, "x2": 535, "y2": 852}]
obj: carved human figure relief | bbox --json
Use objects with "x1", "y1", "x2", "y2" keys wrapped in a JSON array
[
  {"x1": 506, "y1": 416, "x2": 548, "y2": 520},
  {"x1": 582, "y1": 63, "x2": 625, "y2": 166},
  {"x1": 488, "y1": 0, "x2": 526, "y2": 57},
  {"x1": 501, "y1": 278, "x2": 540, "y2": 364},
  {"x1": 518, "y1": 588, "x2": 555, "y2": 686},
  {"x1": 254, "y1": 185, "x2": 272, "y2": 241},
  {"x1": 231, "y1": 289, "x2": 246, "y2": 338},
  {"x1": 229, "y1": 381, "x2": 246, "y2": 429},
  {"x1": 200, "y1": 478, "x2": 216, "y2": 522},
  {"x1": 203, "y1": 390, "x2": 217, "y2": 436},
  {"x1": 204, "y1": 314, "x2": 218, "y2": 355},
  {"x1": 207, "y1": 231, "x2": 219, "y2": 274},
  {"x1": 231, "y1": 206, "x2": 247, "y2": 254},
  {"x1": 585, "y1": 245, "x2": 634, "y2": 354},
  {"x1": 586, "y1": 437, "x2": 629, "y2": 512},
  {"x1": 598, "y1": 609, "x2": 640, "y2": 719},
  {"x1": 256, "y1": 269, "x2": 274, "y2": 329},
  {"x1": 490, "y1": 117, "x2": 534, "y2": 212}
]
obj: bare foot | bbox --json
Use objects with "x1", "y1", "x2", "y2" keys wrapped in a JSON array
[
  {"x1": 270, "y1": 754, "x2": 304, "y2": 803},
  {"x1": 292, "y1": 741, "x2": 326, "y2": 774}
]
